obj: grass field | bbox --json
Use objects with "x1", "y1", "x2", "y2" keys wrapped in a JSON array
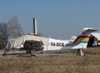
[{"x1": 0, "y1": 47, "x2": 100, "y2": 73}]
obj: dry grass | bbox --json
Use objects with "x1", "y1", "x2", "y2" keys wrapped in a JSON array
[{"x1": 0, "y1": 47, "x2": 100, "y2": 73}]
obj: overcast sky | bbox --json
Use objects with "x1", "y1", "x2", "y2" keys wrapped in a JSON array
[{"x1": 0, "y1": 0, "x2": 100, "y2": 39}]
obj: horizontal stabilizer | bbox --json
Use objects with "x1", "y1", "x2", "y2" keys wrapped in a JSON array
[{"x1": 81, "y1": 27, "x2": 97, "y2": 35}]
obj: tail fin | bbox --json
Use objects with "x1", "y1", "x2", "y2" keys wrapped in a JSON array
[
  {"x1": 65, "y1": 27, "x2": 97, "y2": 49},
  {"x1": 66, "y1": 35, "x2": 90, "y2": 48}
]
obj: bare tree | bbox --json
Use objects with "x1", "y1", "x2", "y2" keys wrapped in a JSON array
[
  {"x1": 8, "y1": 16, "x2": 24, "y2": 38},
  {"x1": 0, "y1": 16, "x2": 24, "y2": 49},
  {"x1": 0, "y1": 23, "x2": 9, "y2": 48}
]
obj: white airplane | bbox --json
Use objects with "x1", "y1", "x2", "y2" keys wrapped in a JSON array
[{"x1": 3, "y1": 27, "x2": 97, "y2": 56}]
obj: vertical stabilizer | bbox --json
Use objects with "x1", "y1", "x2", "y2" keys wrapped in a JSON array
[{"x1": 64, "y1": 27, "x2": 97, "y2": 49}]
